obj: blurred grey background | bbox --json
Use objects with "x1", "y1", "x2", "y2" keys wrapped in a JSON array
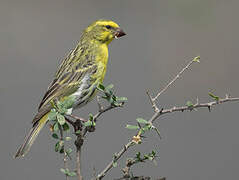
[{"x1": 1, "y1": 0, "x2": 239, "y2": 179}]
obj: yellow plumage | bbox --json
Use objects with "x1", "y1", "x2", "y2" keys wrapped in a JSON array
[{"x1": 15, "y1": 19, "x2": 126, "y2": 158}]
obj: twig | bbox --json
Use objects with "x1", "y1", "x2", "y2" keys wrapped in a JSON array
[
  {"x1": 77, "y1": 148, "x2": 83, "y2": 180},
  {"x1": 146, "y1": 91, "x2": 159, "y2": 113},
  {"x1": 64, "y1": 152, "x2": 69, "y2": 180},
  {"x1": 94, "y1": 141, "x2": 134, "y2": 180},
  {"x1": 114, "y1": 176, "x2": 151, "y2": 180},
  {"x1": 70, "y1": 98, "x2": 124, "y2": 180},
  {"x1": 59, "y1": 126, "x2": 69, "y2": 180},
  {"x1": 122, "y1": 157, "x2": 149, "y2": 178},
  {"x1": 152, "y1": 56, "x2": 200, "y2": 102},
  {"x1": 150, "y1": 96, "x2": 239, "y2": 123}
]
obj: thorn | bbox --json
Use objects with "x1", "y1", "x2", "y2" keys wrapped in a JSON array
[
  {"x1": 147, "y1": 91, "x2": 159, "y2": 113},
  {"x1": 226, "y1": 94, "x2": 229, "y2": 99}
]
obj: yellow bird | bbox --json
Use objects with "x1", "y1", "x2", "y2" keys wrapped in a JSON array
[{"x1": 15, "y1": 19, "x2": 126, "y2": 158}]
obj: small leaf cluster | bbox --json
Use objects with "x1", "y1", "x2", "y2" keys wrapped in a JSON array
[
  {"x1": 134, "y1": 151, "x2": 157, "y2": 163},
  {"x1": 186, "y1": 101, "x2": 194, "y2": 111},
  {"x1": 48, "y1": 97, "x2": 76, "y2": 155},
  {"x1": 49, "y1": 111, "x2": 71, "y2": 154},
  {"x1": 193, "y1": 56, "x2": 200, "y2": 63},
  {"x1": 60, "y1": 168, "x2": 76, "y2": 177},
  {"x1": 126, "y1": 118, "x2": 161, "y2": 140},
  {"x1": 49, "y1": 96, "x2": 76, "y2": 124},
  {"x1": 83, "y1": 113, "x2": 95, "y2": 127},
  {"x1": 97, "y1": 83, "x2": 127, "y2": 106}
]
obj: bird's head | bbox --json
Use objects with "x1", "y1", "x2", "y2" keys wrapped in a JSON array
[{"x1": 83, "y1": 19, "x2": 126, "y2": 45}]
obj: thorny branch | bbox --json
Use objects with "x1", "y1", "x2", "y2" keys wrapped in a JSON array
[
  {"x1": 93, "y1": 56, "x2": 239, "y2": 180},
  {"x1": 148, "y1": 56, "x2": 200, "y2": 112},
  {"x1": 153, "y1": 56, "x2": 200, "y2": 103},
  {"x1": 148, "y1": 95, "x2": 239, "y2": 123},
  {"x1": 95, "y1": 94, "x2": 239, "y2": 180}
]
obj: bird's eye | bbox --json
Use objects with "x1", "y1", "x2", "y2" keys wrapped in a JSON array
[{"x1": 105, "y1": 25, "x2": 112, "y2": 29}]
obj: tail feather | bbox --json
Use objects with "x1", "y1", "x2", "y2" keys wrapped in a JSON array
[{"x1": 15, "y1": 113, "x2": 49, "y2": 158}]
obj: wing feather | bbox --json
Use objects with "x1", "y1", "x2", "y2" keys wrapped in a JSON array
[{"x1": 34, "y1": 43, "x2": 99, "y2": 124}]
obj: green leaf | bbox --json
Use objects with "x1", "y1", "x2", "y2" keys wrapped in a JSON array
[
  {"x1": 186, "y1": 101, "x2": 194, "y2": 107},
  {"x1": 60, "y1": 168, "x2": 67, "y2": 174},
  {"x1": 66, "y1": 148, "x2": 73, "y2": 159},
  {"x1": 148, "y1": 156, "x2": 153, "y2": 161},
  {"x1": 55, "y1": 142, "x2": 60, "y2": 152},
  {"x1": 58, "y1": 140, "x2": 64, "y2": 153},
  {"x1": 141, "y1": 124, "x2": 152, "y2": 132},
  {"x1": 144, "y1": 155, "x2": 149, "y2": 160},
  {"x1": 48, "y1": 110, "x2": 57, "y2": 121},
  {"x1": 53, "y1": 122, "x2": 59, "y2": 132},
  {"x1": 62, "y1": 96, "x2": 76, "y2": 109},
  {"x1": 105, "y1": 84, "x2": 114, "y2": 90},
  {"x1": 62, "y1": 123, "x2": 70, "y2": 131},
  {"x1": 112, "y1": 95, "x2": 117, "y2": 102},
  {"x1": 75, "y1": 130, "x2": 81, "y2": 135},
  {"x1": 113, "y1": 102, "x2": 120, "y2": 106},
  {"x1": 193, "y1": 56, "x2": 200, "y2": 62},
  {"x1": 59, "y1": 146, "x2": 64, "y2": 154},
  {"x1": 98, "y1": 83, "x2": 105, "y2": 91},
  {"x1": 59, "y1": 140, "x2": 64, "y2": 147},
  {"x1": 52, "y1": 133, "x2": 59, "y2": 139},
  {"x1": 109, "y1": 97, "x2": 114, "y2": 104},
  {"x1": 136, "y1": 118, "x2": 148, "y2": 124},
  {"x1": 116, "y1": 97, "x2": 128, "y2": 102},
  {"x1": 57, "y1": 114, "x2": 65, "y2": 125},
  {"x1": 65, "y1": 136, "x2": 72, "y2": 141},
  {"x1": 151, "y1": 150, "x2": 156, "y2": 156},
  {"x1": 59, "y1": 107, "x2": 67, "y2": 115},
  {"x1": 104, "y1": 88, "x2": 113, "y2": 95},
  {"x1": 126, "y1": 124, "x2": 140, "y2": 130},
  {"x1": 60, "y1": 168, "x2": 76, "y2": 177},
  {"x1": 84, "y1": 120, "x2": 93, "y2": 127},
  {"x1": 209, "y1": 92, "x2": 219, "y2": 101},
  {"x1": 112, "y1": 162, "x2": 117, "y2": 168},
  {"x1": 136, "y1": 152, "x2": 141, "y2": 159},
  {"x1": 89, "y1": 113, "x2": 94, "y2": 121},
  {"x1": 66, "y1": 148, "x2": 73, "y2": 154},
  {"x1": 67, "y1": 171, "x2": 76, "y2": 177}
]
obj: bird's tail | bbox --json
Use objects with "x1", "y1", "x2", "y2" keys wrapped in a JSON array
[{"x1": 14, "y1": 112, "x2": 49, "y2": 158}]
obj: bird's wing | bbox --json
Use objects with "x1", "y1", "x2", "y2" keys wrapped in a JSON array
[{"x1": 33, "y1": 44, "x2": 98, "y2": 124}]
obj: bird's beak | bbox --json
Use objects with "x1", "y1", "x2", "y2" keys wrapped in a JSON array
[{"x1": 114, "y1": 28, "x2": 126, "y2": 39}]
